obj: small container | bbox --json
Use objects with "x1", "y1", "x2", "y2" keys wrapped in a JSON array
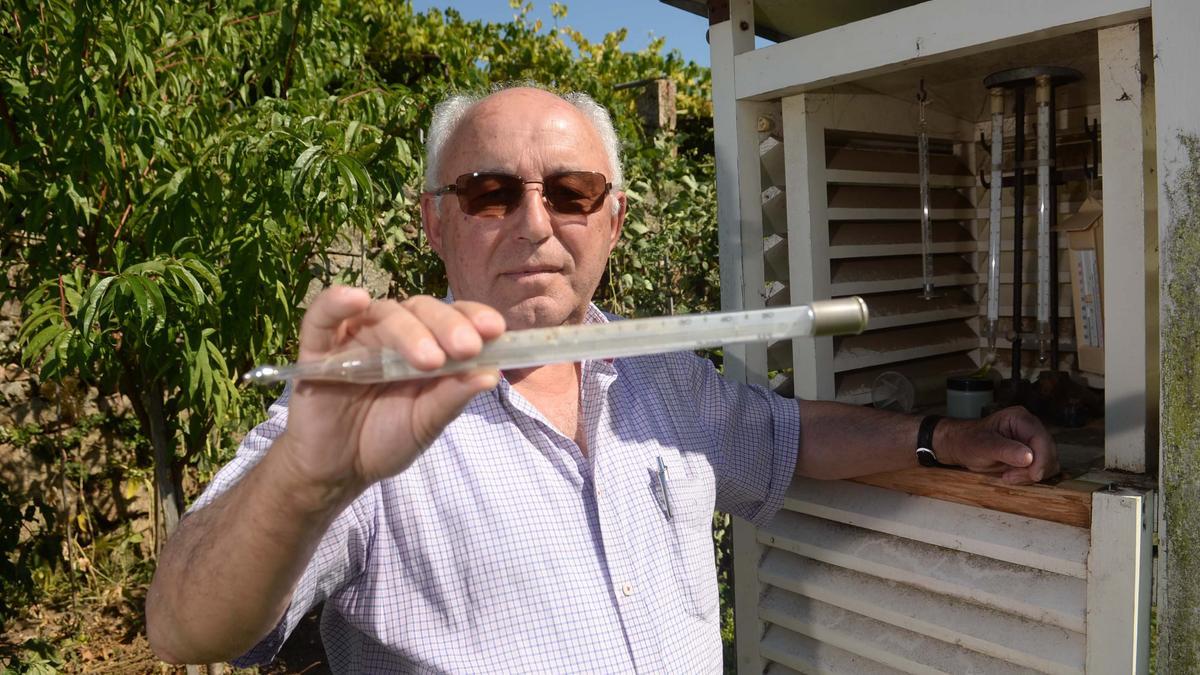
[{"x1": 946, "y1": 375, "x2": 995, "y2": 419}]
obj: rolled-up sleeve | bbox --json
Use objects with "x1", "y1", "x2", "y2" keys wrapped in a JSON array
[{"x1": 653, "y1": 352, "x2": 801, "y2": 526}]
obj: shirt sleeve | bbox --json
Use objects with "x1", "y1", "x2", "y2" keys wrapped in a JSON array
[
  {"x1": 654, "y1": 352, "x2": 801, "y2": 526},
  {"x1": 185, "y1": 385, "x2": 375, "y2": 667}
]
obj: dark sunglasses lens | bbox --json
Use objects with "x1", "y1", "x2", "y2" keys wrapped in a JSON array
[
  {"x1": 544, "y1": 172, "x2": 608, "y2": 215},
  {"x1": 457, "y1": 173, "x2": 523, "y2": 217}
]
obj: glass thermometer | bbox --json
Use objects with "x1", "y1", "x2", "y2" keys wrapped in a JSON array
[{"x1": 244, "y1": 297, "x2": 868, "y2": 386}]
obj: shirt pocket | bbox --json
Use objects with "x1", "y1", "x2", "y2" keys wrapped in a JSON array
[{"x1": 658, "y1": 457, "x2": 720, "y2": 621}]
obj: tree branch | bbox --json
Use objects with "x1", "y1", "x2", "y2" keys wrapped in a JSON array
[
  {"x1": 279, "y1": 0, "x2": 302, "y2": 99},
  {"x1": 0, "y1": 91, "x2": 19, "y2": 146}
]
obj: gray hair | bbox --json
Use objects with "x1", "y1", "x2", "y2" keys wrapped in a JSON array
[{"x1": 424, "y1": 84, "x2": 624, "y2": 214}]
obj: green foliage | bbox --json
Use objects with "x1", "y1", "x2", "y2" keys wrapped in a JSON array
[{"x1": 0, "y1": 483, "x2": 56, "y2": 625}]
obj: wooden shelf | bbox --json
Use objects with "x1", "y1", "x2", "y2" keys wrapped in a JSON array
[
  {"x1": 826, "y1": 169, "x2": 977, "y2": 189},
  {"x1": 829, "y1": 221, "x2": 975, "y2": 258},
  {"x1": 826, "y1": 146, "x2": 971, "y2": 176},
  {"x1": 834, "y1": 321, "x2": 978, "y2": 372},
  {"x1": 828, "y1": 184, "x2": 974, "y2": 210},
  {"x1": 862, "y1": 289, "x2": 979, "y2": 329},
  {"x1": 830, "y1": 207, "x2": 979, "y2": 221},
  {"x1": 852, "y1": 468, "x2": 1094, "y2": 529},
  {"x1": 831, "y1": 255, "x2": 977, "y2": 295}
]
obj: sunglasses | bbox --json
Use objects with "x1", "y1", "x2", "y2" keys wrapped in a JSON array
[{"x1": 430, "y1": 171, "x2": 612, "y2": 218}]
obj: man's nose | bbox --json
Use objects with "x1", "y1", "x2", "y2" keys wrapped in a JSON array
[{"x1": 511, "y1": 183, "x2": 554, "y2": 240}]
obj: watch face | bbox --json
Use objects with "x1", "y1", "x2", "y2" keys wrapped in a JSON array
[{"x1": 917, "y1": 447, "x2": 939, "y2": 467}]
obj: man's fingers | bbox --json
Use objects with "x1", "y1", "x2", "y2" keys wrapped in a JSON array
[
  {"x1": 1003, "y1": 441, "x2": 1034, "y2": 468},
  {"x1": 298, "y1": 286, "x2": 372, "y2": 357},
  {"x1": 1018, "y1": 416, "x2": 1058, "y2": 482},
  {"x1": 1000, "y1": 467, "x2": 1036, "y2": 485},
  {"x1": 401, "y1": 296, "x2": 500, "y2": 362},
  {"x1": 999, "y1": 407, "x2": 1058, "y2": 482},
  {"x1": 453, "y1": 301, "x2": 507, "y2": 341}
]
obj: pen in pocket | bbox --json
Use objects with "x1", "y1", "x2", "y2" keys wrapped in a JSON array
[{"x1": 656, "y1": 456, "x2": 673, "y2": 520}]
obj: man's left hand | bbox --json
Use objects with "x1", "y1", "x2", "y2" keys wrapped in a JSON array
[{"x1": 935, "y1": 406, "x2": 1060, "y2": 485}]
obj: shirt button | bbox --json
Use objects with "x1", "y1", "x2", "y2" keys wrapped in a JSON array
[
  {"x1": 622, "y1": 583, "x2": 634, "y2": 596},
  {"x1": 596, "y1": 487, "x2": 605, "y2": 498}
]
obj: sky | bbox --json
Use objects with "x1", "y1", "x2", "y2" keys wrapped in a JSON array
[{"x1": 409, "y1": 0, "x2": 716, "y2": 67}]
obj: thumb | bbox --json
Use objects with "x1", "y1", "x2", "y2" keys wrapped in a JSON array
[
  {"x1": 409, "y1": 369, "x2": 501, "y2": 448},
  {"x1": 987, "y1": 438, "x2": 1034, "y2": 469}
]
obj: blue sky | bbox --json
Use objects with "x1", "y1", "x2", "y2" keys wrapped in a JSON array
[{"x1": 409, "y1": 0, "x2": 715, "y2": 67}]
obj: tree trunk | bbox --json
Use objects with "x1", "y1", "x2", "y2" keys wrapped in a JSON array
[{"x1": 142, "y1": 383, "x2": 182, "y2": 541}]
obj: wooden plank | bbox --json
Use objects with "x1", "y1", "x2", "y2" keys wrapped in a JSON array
[
  {"x1": 782, "y1": 93, "x2": 835, "y2": 400},
  {"x1": 1098, "y1": 22, "x2": 1150, "y2": 472},
  {"x1": 760, "y1": 134, "x2": 785, "y2": 188},
  {"x1": 734, "y1": 0, "x2": 1150, "y2": 100},
  {"x1": 834, "y1": 322, "x2": 979, "y2": 372},
  {"x1": 784, "y1": 478, "x2": 1090, "y2": 578},
  {"x1": 760, "y1": 510, "x2": 1087, "y2": 632},
  {"x1": 762, "y1": 185, "x2": 787, "y2": 237},
  {"x1": 710, "y1": 7, "x2": 766, "y2": 674},
  {"x1": 828, "y1": 185, "x2": 974, "y2": 210},
  {"x1": 805, "y1": 93, "x2": 973, "y2": 141},
  {"x1": 851, "y1": 466, "x2": 1094, "y2": 529},
  {"x1": 825, "y1": 169, "x2": 976, "y2": 189},
  {"x1": 828, "y1": 207, "x2": 978, "y2": 221},
  {"x1": 711, "y1": 0, "x2": 757, "y2": 386},
  {"x1": 1086, "y1": 488, "x2": 1155, "y2": 674},
  {"x1": 830, "y1": 220, "x2": 973, "y2": 247},
  {"x1": 830, "y1": 241, "x2": 978, "y2": 258},
  {"x1": 861, "y1": 289, "x2": 979, "y2": 329},
  {"x1": 832, "y1": 273, "x2": 980, "y2": 296},
  {"x1": 826, "y1": 145, "x2": 971, "y2": 176},
  {"x1": 760, "y1": 588, "x2": 1046, "y2": 675},
  {"x1": 761, "y1": 624, "x2": 903, "y2": 675},
  {"x1": 760, "y1": 550, "x2": 1087, "y2": 674}
]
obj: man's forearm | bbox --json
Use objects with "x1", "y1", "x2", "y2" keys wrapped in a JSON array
[
  {"x1": 795, "y1": 399, "x2": 932, "y2": 479},
  {"x1": 145, "y1": 435, "x2": 360, "y2": 664}
]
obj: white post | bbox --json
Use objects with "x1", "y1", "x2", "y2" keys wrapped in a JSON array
[
  {"x1": 782, "y1": 94, "x2": 835, "y2": 400},
  {"x1": 1152, "y1": 0, "x2": 1200, "y2": 669},
  {"x1": 1097, "y1": 22, "x2": 1150, "y2": 472},
  {"x1": 711, "y1": 0, "x2": 765, "y2": 387},
  {"x1": 711, "y1": 3, "x2": 770, "y2": 672},
  {"x1": 1085, "y1": 488, "x2": 1155, "y2": 674}
]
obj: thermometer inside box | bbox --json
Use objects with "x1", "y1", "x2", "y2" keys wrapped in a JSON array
[{"x1": 244, "y1": 297, "x2": 869, "y2": 386}]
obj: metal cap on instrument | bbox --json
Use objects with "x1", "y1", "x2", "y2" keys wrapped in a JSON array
[{"x1": 809, "y1": 297, "x2": 869, "y2": 336}]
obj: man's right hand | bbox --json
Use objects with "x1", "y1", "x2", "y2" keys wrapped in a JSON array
[{"x1": 275, "y1": 286, "x2": 504, "y2": 502}]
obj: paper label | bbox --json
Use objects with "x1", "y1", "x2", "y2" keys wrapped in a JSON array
[{"x1": 1076, "y1": 249, "x2": 1103, "y2": 348}]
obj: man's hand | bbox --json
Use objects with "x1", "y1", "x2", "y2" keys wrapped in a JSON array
[
  {"x1": 278, "y1": 286, "x2": 505, "y2": 501},
  {"x1": 935, "y1": 406, "x2": 1060, "y2": 485}
]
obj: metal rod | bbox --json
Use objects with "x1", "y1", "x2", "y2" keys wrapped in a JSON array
[
  {"x1": 1011, "y1": 86, "x2": 1026, "y2": 382},
  {"x1": 918, "y1": 82, "x2": 935, "y2": 299},
  {"x1": 987, "y1": 87, "x2": 1004, "y2": 354},
  {"x1": 1049, "y1": 83, "x2": 1061, "y2": 370},
  {"x1": 1036, "y1": 75, "x2": 1053, "y2": 366}
]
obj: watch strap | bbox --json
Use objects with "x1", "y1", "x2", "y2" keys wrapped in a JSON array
[{"x1": 916, "y1": 414, "x2": 945, "y2": 467}]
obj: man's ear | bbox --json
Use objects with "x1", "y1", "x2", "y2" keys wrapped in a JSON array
[
  {"x1": 607, "y1": 191, "x2": 627, "y2": 254},
  {"x1": 420, "y1": 191, "x2": 445, "y2": 255}
]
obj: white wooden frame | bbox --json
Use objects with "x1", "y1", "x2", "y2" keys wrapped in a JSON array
[
  {"x1": 734, "y1": 0, "x2": 1151, "y2": 100},
  {"x1": 706, "y1": 0, "x2": 1170, "y2": 672}
]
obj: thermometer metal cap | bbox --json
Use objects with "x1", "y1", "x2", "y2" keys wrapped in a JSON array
[{"x1": 809, "y1": 296, "x2": 869, "y2": 336}]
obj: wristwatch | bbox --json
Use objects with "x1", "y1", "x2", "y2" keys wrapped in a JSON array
[{"x1": 916, "y1": 414, "x2": 946, "y2": 467}]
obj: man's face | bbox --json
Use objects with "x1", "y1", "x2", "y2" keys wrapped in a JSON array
[{"x1": 421, "y1": 88, "x2": 626, "y2": 330}]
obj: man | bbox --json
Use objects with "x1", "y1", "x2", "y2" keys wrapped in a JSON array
[{"x1": 146, "y1": 86, "x2": 1058, "y2": 672}]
